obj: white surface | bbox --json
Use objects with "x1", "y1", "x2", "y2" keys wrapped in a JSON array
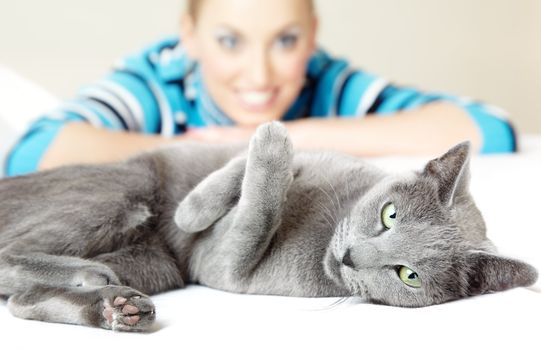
[
  {"x1": 0, "y1": 138, "x2": 540, "y2": 350},
  {"x1": 0, "y1": 65, "x2": 60, "y2": 132},
  {"x1": 0, "y1": 67, "x2": 539, "y2": 349},
  {"x1": 0, "y1": 65, "x2": 60, "y2": 177}
]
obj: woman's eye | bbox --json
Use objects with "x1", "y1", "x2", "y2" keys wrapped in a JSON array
[
  {"x1": 275, "y1": 34, "x2": 298, "y2": 50},
  {"x1": 217, "y1": 35, "x2": 239, "y2": 50},
  {"x1": 381, "y1": 202, "x2": 396, "y2": 229},
  {"x1": 398, "y1": 266, "x2": 422, "y2": 288}
]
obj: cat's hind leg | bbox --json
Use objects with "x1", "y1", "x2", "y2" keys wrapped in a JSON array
[
  {"x1": 0, "y1": 251, "x2": 155, "y2": 331},
  {"x1": 0, "y1": 252, "x2": 120, "y2": 296},
  {"x1": 92, "y1": 237, "x2": 185, "y2": 295},
  {"x1": 7, "y1": 284, "x2": 155, "y2": 331}
]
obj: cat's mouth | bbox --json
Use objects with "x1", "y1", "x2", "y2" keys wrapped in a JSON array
[{"x1": 340, "y1": 265, "x2": 371, "y2": 298}]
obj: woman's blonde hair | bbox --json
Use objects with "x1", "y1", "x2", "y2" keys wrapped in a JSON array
[
  {"x1": 186, "y1": 0, "x2": 315, "y2": 20},
  {"x1": 186, "y1": 0, "x2": 201, "y2": 19}
]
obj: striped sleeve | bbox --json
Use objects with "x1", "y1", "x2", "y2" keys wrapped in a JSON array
[
  {"x1": 309, "y1": 50, "x2": 517, "y2": 154},
  {"x1": 6, "y1": 37, "x2": 186, "y2": 177},
  {"x1": 356, "y1": 84, "x2": 516, "y2": 153}
]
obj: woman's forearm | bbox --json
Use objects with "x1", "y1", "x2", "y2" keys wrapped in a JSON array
[
  {"x1": 38, "y1": 101, "x2": 482, "y2": 171},
  {"x1": 286, "y1": 101, "x2": 482, "y2": 156},
  {"x1": 38, "y1": 123, "x2": 177, "y2": 171}
]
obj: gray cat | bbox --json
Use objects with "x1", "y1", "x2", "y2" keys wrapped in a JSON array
[{"x1": 0, "y1": 122, "x2": 537, "y2": 331}]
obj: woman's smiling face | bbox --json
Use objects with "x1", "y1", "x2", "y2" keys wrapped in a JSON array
[{"x1": 181, "y1": 0, "x2": 317, "y2": 125}]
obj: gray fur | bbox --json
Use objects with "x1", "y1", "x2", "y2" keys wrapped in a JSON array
[{"x1": 0, "y1": 122, "x2": 537, "y2": 331}]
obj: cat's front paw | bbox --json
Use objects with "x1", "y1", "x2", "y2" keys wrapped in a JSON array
[
  {"x1": 244, "y1": 122, "x2": 294, "y2": 202},
  {"x1": 250, "y1": 122, "x2": 292, "y2": 157},
  {"x1": 249, "y1": 122, "x2": 293, "y2": 177},
  {"x1": 99, "y1": 286, "x2": 155, "y2": 332}
]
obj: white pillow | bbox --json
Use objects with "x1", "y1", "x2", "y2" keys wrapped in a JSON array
[
  {"x1": 0, "y1": 65, "x2": 60, "y2": 131},
  {"x1": 0, "y1": 65, "x2": 60, "y2": 177}
]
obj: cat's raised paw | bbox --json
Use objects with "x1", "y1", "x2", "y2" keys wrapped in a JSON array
[
  {"x1": 249, "y1": 122, "x2": 293, "y2": 167},
  {"x1": 252, "y1": 121, "x2": 290, "y2": 149}
]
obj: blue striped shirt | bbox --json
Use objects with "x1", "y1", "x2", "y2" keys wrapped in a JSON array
[{"x1": 5, "y1": 36, "x2": 516, "y2": 177}]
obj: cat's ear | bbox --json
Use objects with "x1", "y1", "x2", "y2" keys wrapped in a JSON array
[
  {"x1": 465, "y1": 251, "x2": 538, "y2": 295},
  {"x1": 422, "y1": 142, "x2": 471, "y2": 207}
]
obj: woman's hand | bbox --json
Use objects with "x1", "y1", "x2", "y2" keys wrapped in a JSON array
[{"x1": 183, "y1": 125, "x2": 258, "y2": 144}]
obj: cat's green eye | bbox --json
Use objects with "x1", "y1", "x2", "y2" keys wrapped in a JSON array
[
  {"x1": 398, "y1": 266, "x2": 422, "y2": 288},
  {"x1": 381, "y1": 203, "x2": 396, "y2": 229}
]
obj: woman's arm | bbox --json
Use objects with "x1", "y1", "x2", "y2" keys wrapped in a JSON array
[
  {"x1": 298, "y1": 49, "x2": 516, "y2": 155},
  {"x1": 6, "y1": 37, "x2": 185, "y2": 177},
  {"x1": 177, "y1": 101, "x2": 482, "y2": 157},
  {"x1": 38, "y1": 122, "x2": 179, "y2": 171},
  {"x1": 33, "y1": 100, "x2": 479, "y2": 171},
  {"x1": 287, "y1": 101, "x2": 482, "y2": 156}
]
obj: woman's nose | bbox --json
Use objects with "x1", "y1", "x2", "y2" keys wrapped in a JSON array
[{"x1": 246, "y1": 48, "x2": 271, "y2": 88}]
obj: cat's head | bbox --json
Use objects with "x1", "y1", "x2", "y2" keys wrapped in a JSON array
[{"x1": 325, "y1": 142, "x2": 538, "y2": 306}]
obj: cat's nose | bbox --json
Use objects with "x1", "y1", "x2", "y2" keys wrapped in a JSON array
[{"x1": 342, "y1": 249, "x2": 355, "y2": 269}]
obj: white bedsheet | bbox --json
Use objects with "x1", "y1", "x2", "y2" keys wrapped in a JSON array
[{"x1": 0, "y1": 67, "x2": 539, "y2": 349}]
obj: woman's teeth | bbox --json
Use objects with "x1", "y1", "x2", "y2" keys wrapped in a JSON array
[{"x1": 239, "y1": 91, "x2": 274, "y2": 106}]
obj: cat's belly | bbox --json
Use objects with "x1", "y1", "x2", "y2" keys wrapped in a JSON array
[{"x1": 186, "y1": 216, "x2": 348, "y2": 297}]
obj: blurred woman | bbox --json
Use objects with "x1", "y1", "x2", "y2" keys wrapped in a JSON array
[{"x1": 4, "y1": 0, "x2": 515, "y2": 177}]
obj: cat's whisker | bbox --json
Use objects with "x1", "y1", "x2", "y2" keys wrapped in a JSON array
[
  {"x1": 298, "y1": 297, "x2": 351, "y2": 312},
  {"x1": 329, "y1": 296, "x2": 350, "y2": 307},
  {"x1": 320, "y1": 174, "x2": 343, "y2": 213},
  {"x1": 321, "y1": 297, "x2": 351, "y2": 310},
  {"x1": 315, "y1": 184, "x2": 340, "y2": 214},
  {"x1": 345, "y1": 180, "x2": 349, "y2": 203},
  {"x1": 313, "y1": 200, "x2": 339, "y2": 228},
  {"x1": 302, "y1": 297, "x2": 352, "y2": 312},
  {"x1": 330, "y1": 182, "x2": 343, "y2": 213},
  {"x1": 315, "y1": 205, "x2": 336, "y2": 229},
  {"x1": 296, "y1": 189, "x2": 339, "y2": 229},
  {"x1": 345, "y1": 173, "x2": 352, "y2": 204}
]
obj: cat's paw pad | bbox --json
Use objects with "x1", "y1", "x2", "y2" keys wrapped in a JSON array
[{"x1": 101, "y1": 287, "x2": 155, "y2": 332}]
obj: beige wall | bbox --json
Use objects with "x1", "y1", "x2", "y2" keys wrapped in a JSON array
[{"x1": 1, "y1": 0, "x2": 539, "y2": 132}]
